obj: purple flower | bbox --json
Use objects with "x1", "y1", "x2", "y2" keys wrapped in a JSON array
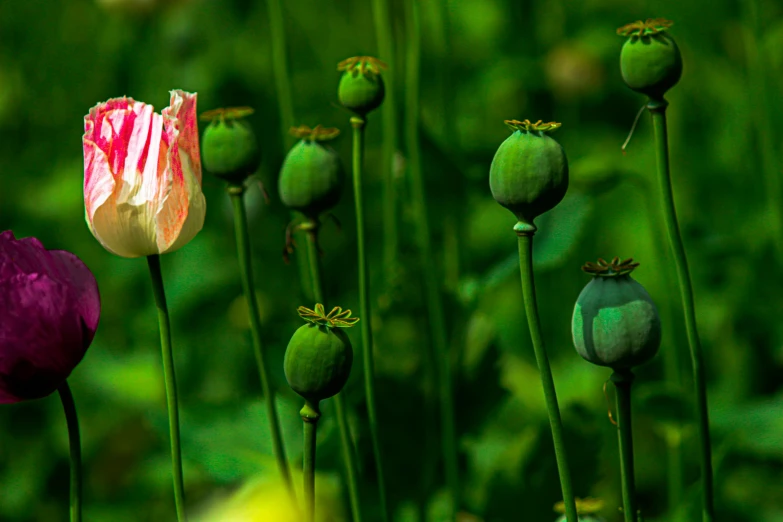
[{"x1": 0, "y1": 231, "x2": 100, "y2": 403}]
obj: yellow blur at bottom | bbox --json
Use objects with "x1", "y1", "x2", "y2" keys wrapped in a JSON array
[{"x1": 195, "y1": 471, "x2": 345, "y2": 522}]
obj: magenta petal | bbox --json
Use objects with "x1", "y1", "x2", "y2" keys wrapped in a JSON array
[
  {"x1": 0, "y1": 233, "x2": 50, "y2": 280},
  {"x1": 0, "y1": 274, "x2": 86, "y2": 403},
  {"x1": 0, "y1": 232, "x2": 100, "y2": 338},
  {"x1": 49, "y1": 250, "x2": 101, "y2": 341},
  {"x1": 0, "y1": 231, "x2": 100, "y2": 402}
]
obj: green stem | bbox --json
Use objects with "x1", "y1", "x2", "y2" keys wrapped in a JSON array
[
  {"x1": 742, "y1": 0, "x2": 783, "y2": 266},
  {"x1": 58, "y1": 381, "x2": 82, "y2": 522},
  {"x1": 371, "y1": 0, "x2": 399, "y2": 276},
  {"x1": 421, "y1": 0, "x2": 451, "y2": 141},
  {"x1": 648, "y1": 100, "x2": 714, "y2": 522},
  {"x1": 351, "y1": 116, "x2": 390, "y2": 522},
  {"x1": 633, "y1": 175, "x2": 685, "y2": 513},
  {"x1": 266, "y1": 0, "x2": 312, "y2": 300},
  {"x1": 266, "y1": 0, "x2": 295, "y2": 150},
  {"x1": 515, "y1": 232, "x2": 577, "y2": 522},
  {"x1": 228, "y1": 187, "x2": 295, "y2": 505},
  {"x1": 304, "y1": 227, "x2": 363, "y2": 522},
  {"x1": 612, "y1": 370, "x2": 637, "y2": 522},
  {"x1": 404, "y1": 0, "x2": 458, "y2": 516},
  {"x1": 301, "y1": 401, "x2": 321, "y2": 522},
  {"x1": 146, "y1": 254, "x2": 187, "y2": 522}
]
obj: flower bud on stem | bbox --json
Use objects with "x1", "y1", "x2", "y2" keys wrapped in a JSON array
[
  {"x1": 286, "y1": 305, "x2": 357, "y2": 521},
  {"x1": 303, "y1": 222, "x2": 363, "y2": 522}
]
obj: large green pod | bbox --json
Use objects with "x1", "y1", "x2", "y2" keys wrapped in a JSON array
[
  {"x1": 618, "y1": 19, "x2": 682, "y2": 100},
  {"x1": 571, "y1": 257, "x2": 661, "y2": 369},
  {"x1": 337, "y1": 56, "x2": 386, "y2": 116},
  {"x1": 489, "y1": 119, "x2": 568, "y2": 227},
  {"x1": 278, "y1": 125, "x2": 344, "y2": 219},
  {"x1": 201, "y1": 107, "x2": 261, "y2": 184},
  {"x1": 284, "y1": 305, "x2": 357, "y2": 404}
]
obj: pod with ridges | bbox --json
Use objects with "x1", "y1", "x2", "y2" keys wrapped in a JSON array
[{"x1": 571, "y1": 257, "x2": 661, "y2": 369}]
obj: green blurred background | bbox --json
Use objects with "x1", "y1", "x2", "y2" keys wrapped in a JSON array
[{"x1": 2, "y1": 0, "x2": 783, "y2": 520}]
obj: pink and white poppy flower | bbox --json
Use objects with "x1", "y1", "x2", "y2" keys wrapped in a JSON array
[{"x1": 83, "y1": 90, "x2": 206, "y2": 258}]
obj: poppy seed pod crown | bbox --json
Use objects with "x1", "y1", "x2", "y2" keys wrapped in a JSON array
[
  {"x1": 489, "y1": 119, "x2": 569, "y2": 230},
  {"x1": 201, "y1": 107, "x2": 261, "y2": 184},
  {"x1": 278, "y1": 125, "x2": 345, "y2": 219},
  {"x1": 284, "y1": 304, "x2": 357, "y2": 404},
  {"x1": 571, "y1": 257, "x2": 661, "y2": 369},
  {"x1": 618, "y1": 19, "x2": 682, "y2": 100},
  {"x1": 337, "y1": 56, "x2": 387, "y2": 116}
]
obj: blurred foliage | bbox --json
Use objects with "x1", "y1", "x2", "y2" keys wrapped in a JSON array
[{"x1": 2, "y1": 0, "x2": 783, "y2": 521}]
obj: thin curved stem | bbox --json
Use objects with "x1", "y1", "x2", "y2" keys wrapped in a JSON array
[
  {"x1": 632, "y1": 175, "x2": 686, "y2": 513},
  {"x1": 648, "y1": 100, "x2": 714, "y2": 522},
  {"x1": 146, "y1": 254, "x2": 187, "y2": 522},
  {"x1": 404, "y1": 0, "x2": 458, "y2": 516},
  {"x1": 351, "y1": 116, "x2": 390, "y2": 522},
  {"x1": 305, "y1": 227, "x2": 363, "y2": 522},
  {"x1": 612, "y1": 370, "x2": 637, "y2": 522},
  {"x1": 516, "y1": 233, "x2": 577, "y2": 522},
  {"x1": 229, "y1": 187, "x2": 295, "y2": 505},
  {"x1": 371, "y1": 0, "x2": 399, "y2": 275},
  {"x1": 58, "y1": 381, "x2": 82, "y2": 522}
]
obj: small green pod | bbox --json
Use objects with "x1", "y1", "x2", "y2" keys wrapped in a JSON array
[
  {"x1": 489, "y1": 119, "x2": 568, "y2": 227},
  {"x1": 618, "y1": 19, "x2": 682, "y2": 100},
  {"x1": 278, "y1": 125, "x2": 344, "y2": 219},
  {"x1": 571, "y1": 257, "x2": 661, "y2": 369},
  {"x1": 201, "y1": 107, "x2": 261, "y2": 184},
  {"x1": 284, "y1": 305, "x2": 358, "y2": 404},
  {"x1": 337, "y1": 56, "x2": 387, "y2": 116}
]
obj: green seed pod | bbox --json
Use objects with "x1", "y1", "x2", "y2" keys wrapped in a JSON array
[
  {"x1": 489, "y1": 119, "x2": 568, "y2": 229},
  {"x1": 284, "y1": 304, "x2": 358, "y2": 404},
  {"x1": 571, "y1": 257, "x2": 661, "y2": 369},
  {"x1": 337, "y1": 56, "x2": 387, "y2": 116},
  {"x1": 278, "y1": 125, "x2": 344, "y2": 219},
  {"x1": 618, "y1": 19, "x2": 682, "y2": 100},
  {"x1": 200, "y1": 107, "x2": 261, "y2": 184}
]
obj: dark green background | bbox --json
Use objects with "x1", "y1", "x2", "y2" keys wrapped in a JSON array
[{"x1": 1, "y1": 0, "x2": 782, "y2": 520}]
